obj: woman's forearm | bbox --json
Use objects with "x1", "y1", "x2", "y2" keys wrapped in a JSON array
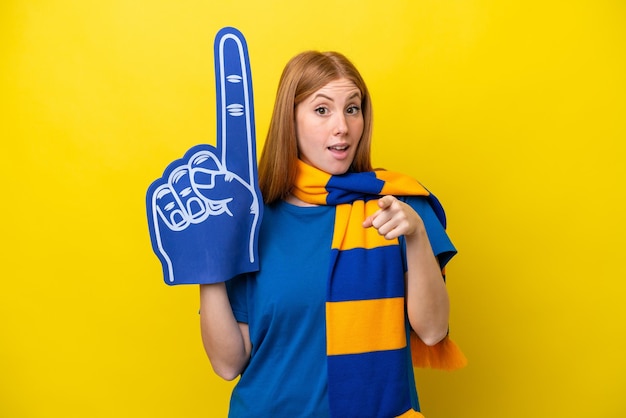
[
  {"x1": 405, "y1": 228, "x2": 450, "y2": 346},
  {"x1": 199, "y1": 283, "x2": 251, "y2": 380}
]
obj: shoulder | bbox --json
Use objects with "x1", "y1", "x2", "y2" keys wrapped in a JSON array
[
  {"x1": 399, "y1": 195, "x2": 445, "y2": 228},
  {"x1": 399, "y1": 195, "x2": 457, "y2": 268}
]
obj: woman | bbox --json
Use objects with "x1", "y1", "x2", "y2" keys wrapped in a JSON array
[{"x1": 200, "y1": 51, "x2": 460, "y2": 417}]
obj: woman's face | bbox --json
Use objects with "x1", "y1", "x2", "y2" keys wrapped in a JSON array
[{"x1": 295, "y1": 78, "x2": 364, "y2": 175}]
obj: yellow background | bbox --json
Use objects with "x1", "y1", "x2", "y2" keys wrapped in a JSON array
[{"x1": 2, "y1": 1, "x2": 625, "y2": 417}]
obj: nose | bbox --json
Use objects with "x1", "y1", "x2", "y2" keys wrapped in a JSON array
[{"x1": 334, "y1": 113, "x2": 348, "y2": 136}]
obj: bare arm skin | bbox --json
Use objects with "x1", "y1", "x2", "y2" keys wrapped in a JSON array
[
  {"x1": 362, "y1": 195, "x2": 450, "y2": 346},
  {"x1": 199, "y1": 283, "x2": 252, "y2": 380}
]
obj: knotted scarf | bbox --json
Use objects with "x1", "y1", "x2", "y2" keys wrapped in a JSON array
[{"x1": 292, "y1": 160, "x2": 466, "y2": 418}]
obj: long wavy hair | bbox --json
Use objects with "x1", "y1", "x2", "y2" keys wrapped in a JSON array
[{"x1": 258, "y1": 51, "x2": 374, "y2": 204}]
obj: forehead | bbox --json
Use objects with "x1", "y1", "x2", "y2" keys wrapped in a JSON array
[{"x1": 310, "y1": 78, "x2": 361, "y2": 98}]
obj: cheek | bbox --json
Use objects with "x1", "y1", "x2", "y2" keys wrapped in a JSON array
[
  {"x1": 352, "y1": 118, "x2": 364, "y2": 139},
  {"x1": 297, "y1": 119, "x2": 322, "y2": 145},
  {"x1": 295, "y1": 122, "x2": 318, "y2": 159}
]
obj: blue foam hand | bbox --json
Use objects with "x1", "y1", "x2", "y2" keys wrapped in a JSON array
[{"x1": 146, "y1": 27, "x2": 263, "y2": 285}]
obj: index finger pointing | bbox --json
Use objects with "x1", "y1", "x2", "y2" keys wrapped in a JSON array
[{"x1": 214, "y1": 27, "x2": 257, "y2": 186}]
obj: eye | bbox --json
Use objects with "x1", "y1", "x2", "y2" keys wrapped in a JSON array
[
  {"x1": 346, "y1": 105, "x2": 360, "y2": 115},
  {"x1": 315, "y1": 106, "x2": 328, "y2": 115}
]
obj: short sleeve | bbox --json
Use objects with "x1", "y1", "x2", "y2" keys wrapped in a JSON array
[
  {"x1": 225, "y1": 273, "x2": 250, "y2": 323},
  {"x1": 399, "y1": 195, "x2": 457, "y2": 270}
]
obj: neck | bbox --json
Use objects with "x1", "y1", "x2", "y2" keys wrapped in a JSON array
[{"x1": 284, "y1": 193, "x2": 318, "y2": 207}]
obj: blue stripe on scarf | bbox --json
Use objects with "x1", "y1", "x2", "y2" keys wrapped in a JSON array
[
  {"x1": 327, "y1": 349, "x2": 413, "y2": 418},
  {"x1": 325, "y1": 171, "x2": 385, "y2": 205},
  {"x1": 327, "y1": 246, "x2": 405, "y2": 302}
]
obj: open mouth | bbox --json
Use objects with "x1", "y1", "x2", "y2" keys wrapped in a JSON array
[{"x1": 328, "y1": 145, "x2": 349, "y2": 151}]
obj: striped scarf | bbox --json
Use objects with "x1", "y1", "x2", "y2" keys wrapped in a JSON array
[{"x1": 292, "y1": 160, "x2": 466, "y2": 418}]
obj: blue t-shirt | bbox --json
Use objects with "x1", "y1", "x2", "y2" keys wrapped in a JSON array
[{"x1": 226, "y1": 197, "x2": 456, "y2": 417}]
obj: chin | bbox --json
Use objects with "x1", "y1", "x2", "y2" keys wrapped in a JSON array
[
  {"x1": 326, "y1": 164, "x2": 352, "y2": 176},
  {"x1": 304, "y1": 157, "x2": 353, "y2": 176}
]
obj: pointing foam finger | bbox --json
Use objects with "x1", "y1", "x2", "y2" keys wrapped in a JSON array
[{"x1": 214, "y1": 27, "x2": 256, "y2": 186}]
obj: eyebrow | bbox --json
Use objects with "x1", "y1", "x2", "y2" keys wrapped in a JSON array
[{"x1": 311, "y1": 91, "x2": 362, "y2": 102}]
